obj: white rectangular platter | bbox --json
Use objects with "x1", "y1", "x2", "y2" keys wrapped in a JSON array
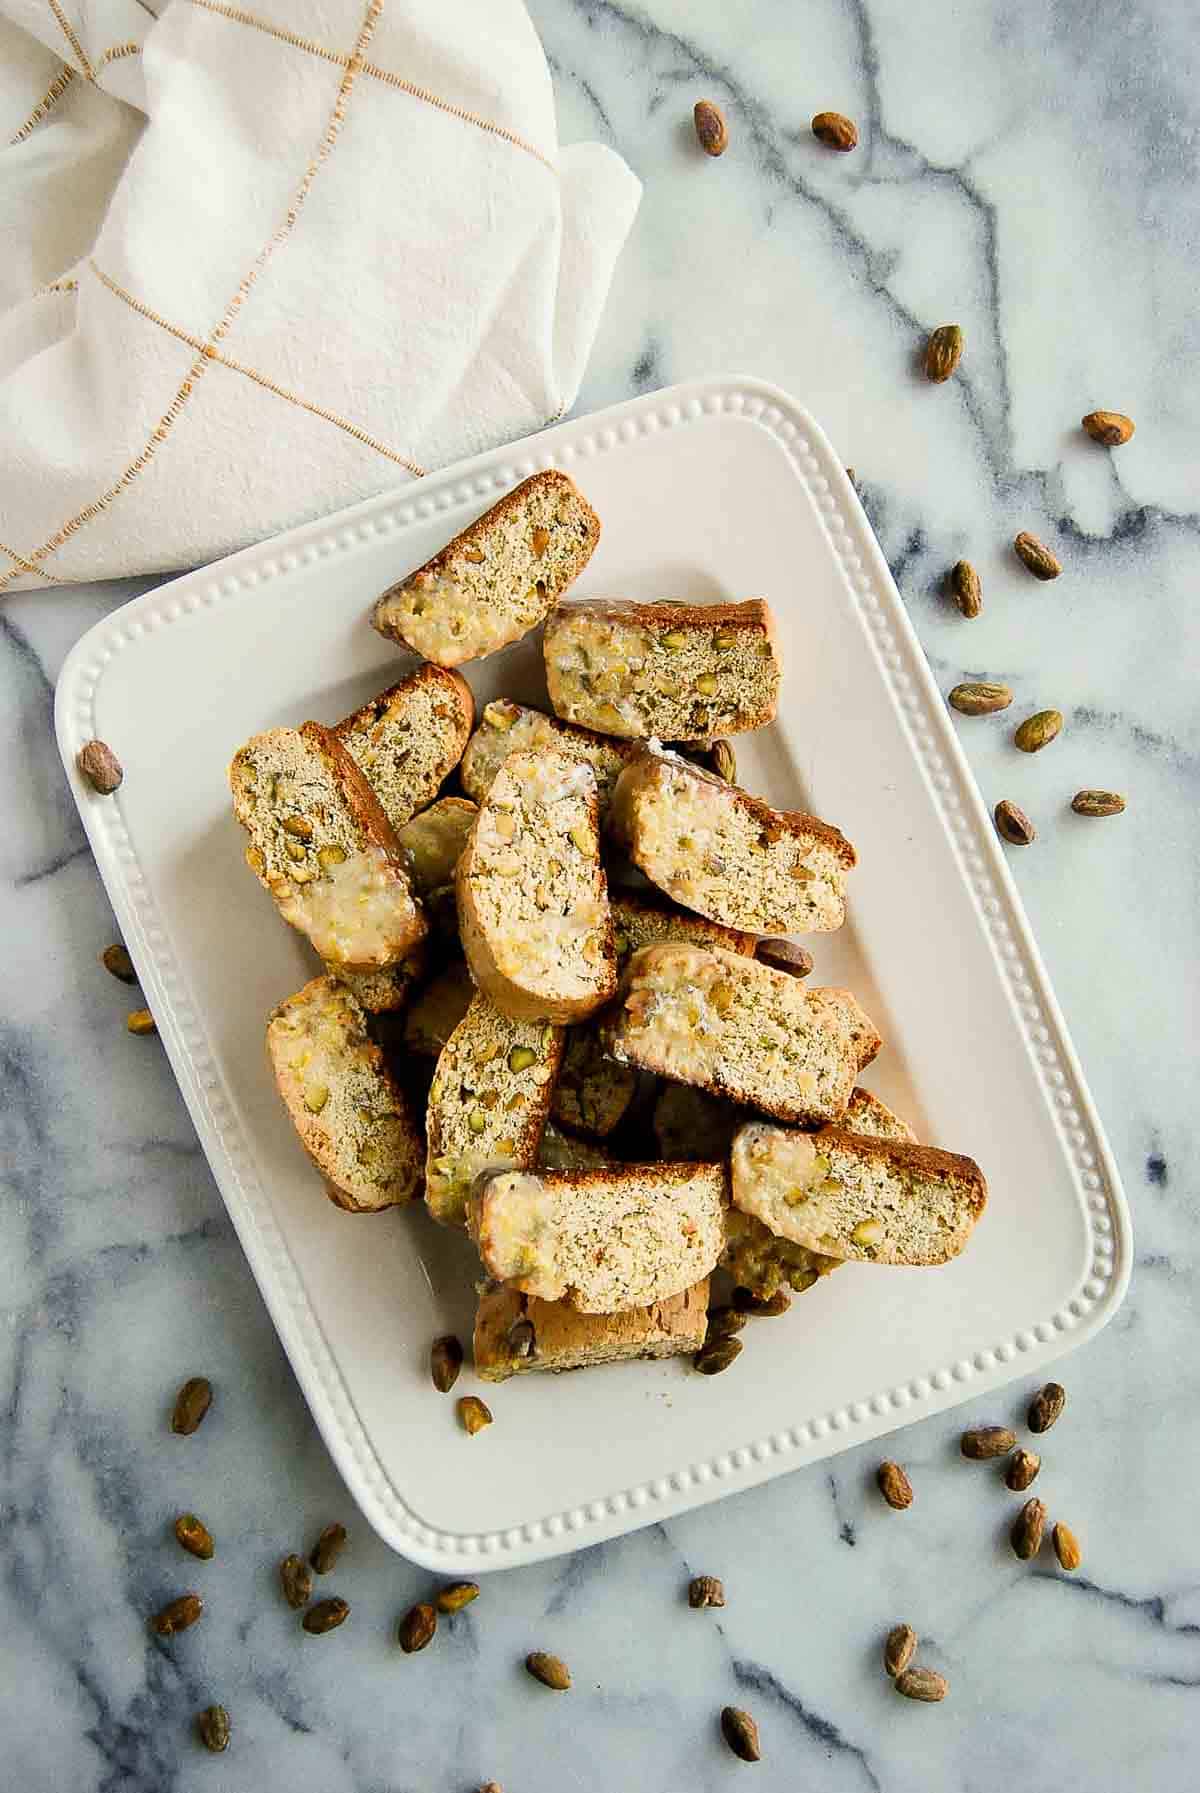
[{"x1": 56, "y1": 376, "x2": 1130, "y2": 1573}]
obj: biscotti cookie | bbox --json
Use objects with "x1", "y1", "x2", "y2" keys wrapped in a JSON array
[
  {"x1": 230, "y1": 723, "x2": 425, "y2": 968},
  {"x1": 843, "y1": 1087, "x2": 918, "y2": 1145},
  {"x1": 470, "y1": 1162, "x2": 728, "y2": 1314},
  {"x1": 336, "y1": 946, "x2": 427, "y2": 1016},
  {"x1": 334, "y1": 665, "x2": 474, "y2": 831},
  {"x1": 372, "y1": 471, "x2": 600, "y2": 667},
  {"x1": 460, "y1": 699, "x2": 635, "y2": 815},
  {"x1": 537, "y1": 1120, "x2": 613, "y2": 1172},
  {"x1": 424, "y1": 993, "x2": 564, "y2": 1227},
  {"x1": 396, "y1": 797, "x2": 477, "y2": 895},
  {"x1": 401, "y1": 961, "x2": 475, "y2": 1056},
  {"x1": 609, "y1": 746, "x2": 855, "y2": 934},
  {"x1": 721, "y1": 1209, "x2": 842, "y2": 1300},
  {"x1": 601, "y1": 943, "x2": 881, "y2": 1125},
  {"x1": 730, "y1": 1121, "x2": 987, "y2": 1265},
  {"x1": 267, "y1": 977, "x2": 422, "y2": 1212},
  {"x1": 474, "y1": 1281, "x2": 709, "y2": 1381},
  {"x1": 457, "y1": 748, "x2": 617, "y2": 1023},
  {"x1": 544, "y1": 599, "x2": 781, "y2": 740}
]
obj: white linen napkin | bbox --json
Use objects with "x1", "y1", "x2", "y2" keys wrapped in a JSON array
[{"x1": 0, "y1": 0, "x2": 640, "y2": 594}]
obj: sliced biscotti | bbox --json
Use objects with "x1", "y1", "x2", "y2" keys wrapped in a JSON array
[
  {"x1": 267, "y1": 977, "x2": 422, "y2": 1212},
  {"x1": 336, "y1": 946, "x2": 427, "y2": 1015},
  {"x1": 334, "y1": 665, "x2": 474, "y2": 831},
  {"x1": 396, "y1": 796, "x2": 478, "y2": 894},
  {"x1": 544, "y1": 599, "x2": 781, "y2": 740},
  {"x1": 610, "y1": 746, "x2": 856, "y2": 934},
  {"x1": 457, "y1": 747, "x2": 617, "y2": 1023},
  {"x1": 424, "y1": 992, "x2": 564, "y2": 1227},
  {"x1": 537, "y1": 1120, "x2": 613, "y2": 1172},
  {"x1": 402, "y1": 961, "x2": 475, "y2": 1056},
  {"x1": 731, "y1": 1121, "x2": 987, "y2": 1265},
  {"x1": 843, "y1": 1087, "x2": 918, "y2": 1145},
  {"x1": 474, "y1": 1281, "x2": 709, "y2": 1381},
  {"x1": 230, "y1": 723, "x2": 425, "y2": 969},
  {"x1": 721, "y1": 1209, "x2": 842, "y2": 1300},
  {"x1": 611, "y1": 894, "x2": 756, "y2": 965},
  {"x1": 469, "y1": 1162, "x2": 728, "y2": 1314},
  {"x1": 372, "y1": 471, "x2": 600, "y2": 667},
  {"x1": 551, "y1": 1028, "x2": 637, "y2": 1138},
  {"x1": 601, "y1": 943, "x2": 881, "y2": 1125},
  {"x1": 460, "y1": 700, "x2": 635, "y2": 815}
]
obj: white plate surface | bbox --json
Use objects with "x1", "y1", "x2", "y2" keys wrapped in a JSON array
[{"x1": 56, "y1": 377, "x2": 1130, "y2": 1572}]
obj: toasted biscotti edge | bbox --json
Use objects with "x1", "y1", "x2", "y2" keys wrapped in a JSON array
[{"x1": 474, "y1": 1281, "x2": 710, "y2": 1381}]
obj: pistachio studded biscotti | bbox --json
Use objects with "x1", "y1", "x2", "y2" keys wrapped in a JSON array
[
  {"x1": 473, "y1": 1281, "x2": 710, "y2": 1381},
  {"x1": 267, "y1": 977, "x2": 422, "y2": 1212},
  {"x1": 609, "y1": 746, "x2": 856, "y2": 934},
  {"x1": 372, "y1": 471, "x2": 600, "y2": 667},
  {"x1": 460, "y1": 700, "x2": 636, "y2": 815},
  {"x1": 731, "y1": 1121, "x2": 987, "y2": 1265},
  {"x1": 842, "y1": 1087, "x2": 918, "y2": 1145},
  {"x1": 334, "y1": 665, "x2": 474, "y2": 832},
  {"x1": 230, "y1": 723, "x2": 425, "y2": 969},
  {"x1": 336, "y1": 946, "x2": 427, "y2": 1016},
  {"x1": 457, "y1": 748, "x2": 617, "y2": 1024},
  {"x1": 469, "y1": 1162, "x2": 728, "y2": 1314},
  {"x1": 601, "y1": 943, "x2": 881, "y2": 1125},
  {"x1": 544, "y1": 599, "x2": 781, "y2": 740},
  {"x1": 395, "y1": 797, "x2": 478, "y2": 896},
  {"x1": 424, "y1": 993, "x2": 564, "y2": 1227}
]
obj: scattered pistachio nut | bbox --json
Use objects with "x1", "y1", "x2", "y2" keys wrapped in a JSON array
[
  {"x1": 1011, "y1": 1497, "x2": 1047, "y2": 1561},
  {"x1": 1005, "y1": 1448, "x2": 1041, "y2": 1492},
  {"x1": 924, "y1": 324, "x2": 964, "y2": 384},
  {"x1": 398, "y1": 1601, "x2": 437, "y2": 1653},
  {"x1": 77, "y1": 739, "x2": 123, "y2": 794},
  {"x1": 279, "y1": 1553, "x2": 313, "y2": 1610},
  {"x1": 1014, "y1": 709, "x2": 1063, "y2": 753},
  {"x1": 1028, "y1": 1381, "x2": 1066, "y2": 1434},
  {"x1": 694, "y1": 1336, "x2": 743, "y2": 1376},
  {"x1": 437, "y1": 1580, "x2": 481, "y2": 1615},
  {"x1": 1052, "y1": 1521, "x2": 1082, "y2": 1572},
  {"x1": 949, "y1": 681, "x2": 1013, "y2": 716},
  {"x1": 430, "y1": 1334, "x2": 463, "y2": 1394},
  {"x1": 710, "y1": 738, "x2": 737, "y2": 783},
  {"x1": 693, "y1": 99, "x2": 729, "y2": 156},
  {"x1": 127, "y1": 1008, "x2": 157, "y2": 1036},
  {"x1": 961, "y1": 1425, "x2": 1016, "y2": 1460},
  {"x1": 705, "y1": 1306, "x2": 748, "y2": 1342},
  {"x1": 995, "y1": 800, "x2": 1036, "y2": 846},
  {"x1": 171, "y1": 1376, "x2": 213, "y2": 1436},
  {"x1": 310, "y1": 1522, "x2": 348, "y2": 1575},
  {"x1": 174, "y1": 1514, "x2": 214, "y2": 1561},
  {"x1": 101, "y1": 943, "x2": 137, "y2": 984},
  {"x1": 303, "y1": 1597, "x2": 350, "y2": 1635},
  {"x1": 949, "y1": 559, "x2": 982, "y2": 618},
  {"x1": 1014, "y1": 531, "x2": 1062, "y2": 580},
  {"x1": 150, "y1": 1593, "x2": 204, "y2": 1637},
  {"x1": 196, "y1": 1705, "x2": 230, "y2": 1753},
  {"x1": 1082, "y1": 410, "x2": 1134, "y2": 446},
  {"x1": 688, "y1": 1575, "x2": 726, "y2": 1609},
  {"x1": 458, "y1": 1395, "x2": 493, "y2": 1436},
  {"x1": 754, "y1": 938, "x2": 814, "y2": 978},
  {"x1": 895, "y1": 1665, "x2": 948, "y2": 1703},
  {"x1": 526, "y1": 1651, "x2": 571, "y2": 1691},
  {"x1": 720, "y1": 1706, "x2": 761, "y2": 1762},
  {"x1": 884, "y1": 1623, "x2": 918, "y2": 1679},
  {"x1": 876, "y1": 1461, "x2": 914, "y2": 1510},
  {"x1": 1072, "y1": 789, "x2": 1125, "y2": 817},
  {"x1": 732, "y1": 1286, "x2": 790, "y2": 1317},
  {"x1": 812, "y1": 109, "x2": 858, "y2": 151}
]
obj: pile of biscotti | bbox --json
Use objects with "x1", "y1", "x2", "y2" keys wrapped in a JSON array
[{"x1": 231, "y1": 471, "x2": 987, "y2": 1384}]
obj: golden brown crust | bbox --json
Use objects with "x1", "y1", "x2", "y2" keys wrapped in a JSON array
[
  {"x1": 554, "y1": 597, "x2": 773, "y2": 635},
  {"x1": 611, "y1": 893, "x2": 758, "y2": 958},
  {"x1": 473, "y1": 1281, "x2": 710, "y2": 1380},
  {"x1": 813, "y1": 1126, "x2": 988, "y2": 1217},
  {"x1": 297, "y1": 721, "x2": 405, "y2": 860}
]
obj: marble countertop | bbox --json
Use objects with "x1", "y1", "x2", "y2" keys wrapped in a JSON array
[{"x1": 3, "y1": 1, "x2": 1198, "y2": 1787}]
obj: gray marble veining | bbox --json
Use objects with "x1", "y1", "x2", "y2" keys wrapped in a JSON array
[{"x1": 2, "y1": 1, "x2": 1198, "y2": 1786}]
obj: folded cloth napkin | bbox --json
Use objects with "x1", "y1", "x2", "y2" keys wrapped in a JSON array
[{"x1": 0, "y1": 0, "x2": 640, "y2": 594}]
